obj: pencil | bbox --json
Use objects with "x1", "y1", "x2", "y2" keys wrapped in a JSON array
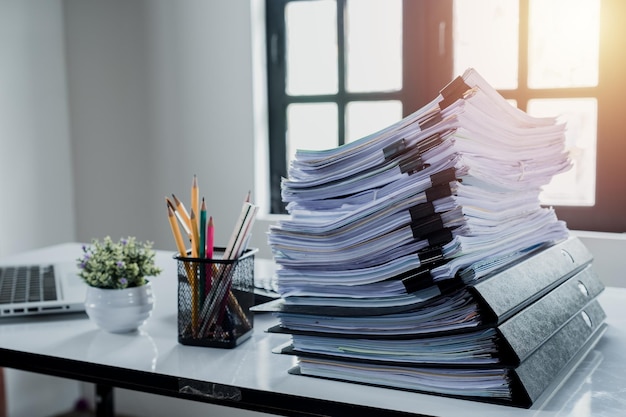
[
  {"x1": 190, "y1": 208, "x2": 200, "y2": 258},
  {"x1": 166, "y1": 196, "x2": 191, "y2": 237},
  {"x1": 191, "y1": 175, "x2": 199, "y2": 234},
  {"x1": 223, "y1": 202, "x2": 254, "y2": 260},
  {"x1": 199, "y1": 198, "x2": 207, "y2": 259},
  {"x1": 169, "y1": 203, "x2": 197, "y2": 334},
  {"x1": 189, "y1": 208, "x2": 201, "y2": 336},
  {"x1": 167, "y1": 204, "x2": 187, "y2": 256},
  {"x1": 171, "y1": 194, "x2": 192, "y2": 236},
  {"x1": 199, "y1": 198, "x2": 207, "y2": 301},
  {"x1": 199, "y1": 202, "x2": 257, "y2": 334},
  {"x1": 206, "y1": 216, "x2": 214, "y2": 260},
  {"x1": 206, "y1": 216, "x2": 214, "y2": 297}
]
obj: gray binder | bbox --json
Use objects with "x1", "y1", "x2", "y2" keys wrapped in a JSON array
[
  {"x1": 275, "y1": 265, "x2": 604, "y2": 366},
  {"x1": 511, "y1": 299, "x2": 606, "y2": 407},
  {"x1": 284, "y1": 297, "x2": 606, "y2": 408},
  {"x1": 468, "y1": 236, "x2": 594, "y2": 324},
  {"x1": 270, "y1": 237, "x2": 607, "y2": 407},
  {"x1": 496, "y1": 264, "x2": 604, "y2": 365}
]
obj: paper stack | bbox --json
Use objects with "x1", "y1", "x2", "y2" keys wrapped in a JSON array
[{"x1": 265, "y1": 68, "x2": 606, "y2": 407}]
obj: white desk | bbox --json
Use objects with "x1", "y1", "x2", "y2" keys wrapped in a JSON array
[{"x1": 1, "y1": 243, "x2": 625, "y2": 417}]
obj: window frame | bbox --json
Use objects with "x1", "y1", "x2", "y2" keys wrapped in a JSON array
[
  {"x1": 266, "y1": 0, "x2": 415, "y2": 214},
  {"x1": 265, "y1": 0, "x2": 626, "y2": 233}
]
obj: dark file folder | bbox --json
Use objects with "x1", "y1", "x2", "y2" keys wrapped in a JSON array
[
  {"x1": 268, "y1": 68, "x2": 598, "y2": 408},
  {"x1": 267, "y1": 237, "x2": 607, "y2": 407},
  {"x1": 262, "y1": 237, "x2": 596, "y2": 333},
  {"x1": 510, "y1": 299, "x2": 607, "y2": 407},
  {"x1": 273, "y1": 262, "x2": 604, "y2": 368},
  {"x1": 468, "y1": 236, "x2": 593, "y2": 323},
  {"x1": 284, "y1": 298, "x2": 607, "y2": 408}
]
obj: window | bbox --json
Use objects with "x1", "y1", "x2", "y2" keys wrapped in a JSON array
[
  {"x1": 453, "y1": 0, "x2": 600, "y2": 208},
  {"x1": 266, "y1": 0, "x2": 626, "y2": 233},
  {"x1": 266, "y1": 0, "x2": 408, "y2": 214}
]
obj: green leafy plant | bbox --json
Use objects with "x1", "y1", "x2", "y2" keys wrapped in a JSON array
[{"x1": 77, "y1": 236, "x2": 162, "y2": 289}]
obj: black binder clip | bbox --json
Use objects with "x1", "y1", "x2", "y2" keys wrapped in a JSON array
[
  {"x1": 418, "y1": 111, "x2": 443, "y2": 130},
  {"x1": 382, "y1": 138, "x2": 407, "y2": 161},
  {"x1": 401, "y1": 269, "x2": 434, "y2": 294},
  {"x1": 425, "y1": 183, "x2": 453, "y2": 202},
  {"x1": 430, "y1": 167, "x2": 456, "y2": 186},
  {"x1": 417, "y1": 246, "x2": 444, "y2": 264},
  {"x1": 439, "y1": 76, "x2": 471, "y2": 110}
]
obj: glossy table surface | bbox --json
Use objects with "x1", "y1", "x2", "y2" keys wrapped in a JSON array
[{"x1": 1, "y1": 243, "x2": 625, "y2": 416}]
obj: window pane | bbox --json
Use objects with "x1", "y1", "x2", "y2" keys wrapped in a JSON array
[
  {"x1": 453, "y1": 0, "x2": 519, "y2": 89},
  {"x1": 528, "y1": 99, "x2": 597, "y2": 206},
  {"x1": 528, "y1": 0, "x2": 600, "y2": 88},
  {"x1": 346, "y1": 0, "x2": 402, "y2": 92},
  {"x1": 346, "y1": 101, "x2": 403, "y2": 143},
  {"x1": 287, "y1": 103, "x2": 338, "y2": 160},
  {"x1": 286, "y1": 1, "x2": 337, "y2": 95}
]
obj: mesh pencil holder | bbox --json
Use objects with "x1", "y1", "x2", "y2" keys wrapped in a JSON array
[{"x1": 175, "y1": 248, "x2": 257, "y2": 348}]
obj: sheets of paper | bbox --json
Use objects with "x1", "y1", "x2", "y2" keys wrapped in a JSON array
[
  {"x1": 269, "y1": 68, "x2": 569, "y2": 302},
  {"x1": 265, "y1": 68, "x2": 605, "y2": 407}
]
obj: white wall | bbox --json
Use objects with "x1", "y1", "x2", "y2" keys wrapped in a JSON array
[
  {"x1": 0, "y1": 0, "x2": 76, "y2": 257},
  {"x1": 0, "y1": 1, "x2": 81, "y2": 416},
  {"x1": 1, "y1": 2, "x2": 625, "y2": 416},
  {"x1": 65, "y1": 0, "x2": 274, "y2": 260},
  {"x1": 63, "y1": 1, "x2": 275, "y2": 414},
  {"x1": 64, "y1": 0, "x2": 157, "y2": 246},
  {"x1": 571, "y1": 230, "x2": 626, "y2": 288},
  {"x1": 1, "y1": 0, "x2": 274, "y2": 415}
]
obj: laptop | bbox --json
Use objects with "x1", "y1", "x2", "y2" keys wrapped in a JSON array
[{"x1": 0, "y1": 262, "x2": 87, "y2": 317}]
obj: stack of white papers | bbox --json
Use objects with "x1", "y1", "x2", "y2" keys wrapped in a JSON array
[
  {"x1": 266, "y1": 68, "x2": 573, "y2": 403},
  {"x1": 269, "y1": 68, "x2": 569, "y2": 301},
  {"x1": 295, "y1": 357, "x2": 512, "y2": 399}
]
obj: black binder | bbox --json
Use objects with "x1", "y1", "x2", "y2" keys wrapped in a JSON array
[
  {"x1": 267, "y1": 237, "x2": 607, "y2": 407},
  {"x1": 258, "y1": 237, "x2": 592, "y2": 318},
  {"x1": 510, "y1": 300, "x2": 606, "y2": 407},
  {"x1": 496, "y1": 264, "x2": 603, "y2": 363},
  {"x1": 263, "y1": 237, "x2": 596, "y2": 333},
  {"x1": 273, "y1": 263, "x2": 604, "y2": 367},
  {"x1": 467, "y1": 236, "x2": 593, "y2": 323},
  {"x1": 285, "y1": 298, "x2": 606, "y2": 408}
]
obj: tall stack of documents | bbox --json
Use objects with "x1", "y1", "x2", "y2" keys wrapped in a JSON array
[{"x1": 265, "y1": 68, "x2": 607, "y2": 407}]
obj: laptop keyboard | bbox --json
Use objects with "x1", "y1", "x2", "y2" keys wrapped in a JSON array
[{"x1": 0, "y1": 265, "x2": 58, "y2": 304}]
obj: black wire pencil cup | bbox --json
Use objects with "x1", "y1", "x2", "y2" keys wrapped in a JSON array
[
  {"x1": 166, "y1": 177, "x2": 259, "y2": 348},
  {"x1": 175, "y1": 247, "x2": 257, "y2": 348}
]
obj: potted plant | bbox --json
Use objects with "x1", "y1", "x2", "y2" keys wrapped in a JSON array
[{"x1": 77, "y1": 236, "x2": 162, "y2": 333}]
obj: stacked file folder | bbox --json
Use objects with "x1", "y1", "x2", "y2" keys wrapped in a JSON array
[{"x1": 265, "y1": 68, "x2": 607, "y2": 407}]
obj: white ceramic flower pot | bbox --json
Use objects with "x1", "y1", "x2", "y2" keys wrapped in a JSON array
[{"x1": 84, "y1": 281, "x2": 155, "y2": 333}]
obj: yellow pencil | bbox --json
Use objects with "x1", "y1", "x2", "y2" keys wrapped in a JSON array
[
  {"x1": 167, "y1": 204, "x2": 187, "y2": 257},
  {"x1": 171, "y1": 193, "x2": 192, "y2": 235},
  {"x1": 191, "y1": 175, "x2": 199, "y2": 235},
  {"x1": 190, "y1": 207, "x2": 201, "y2": 336},
  {"x1": 166, "y1": 196, "x2": 191, "y2": 237},
  {"x1": 190, "y1": 208, "x2": 200, "y2": 259}
]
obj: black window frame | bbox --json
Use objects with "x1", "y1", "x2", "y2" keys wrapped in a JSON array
[{"x1": 265, "y1": 0, "x2": 626, "y2": 233}]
